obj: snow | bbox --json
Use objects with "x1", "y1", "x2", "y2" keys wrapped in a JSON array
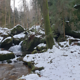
[
  {"x1": 74, "y1": 4, "x2": 77, "y2": 7},
  {"x1": 39, "y1": 30, "x2": 45, "y2": 34},
  {"x1": 20, "y1": 74, "x2": 40, "y2": 80},
  {"x1": 19, "y1": 36, "x2": 80, "y2": 80},
  {"x1": 34, "y1": 43, "x2": 46, "y2": 49},
  {"x1": 29, "y1": 31, "x2": 35, "y2": 35},
  {"x1": 37, "y1": 43, "x2": 46, "y2": 47},
  {"x1": 1, "y1": 26, "x2": 80, "y2": 80},
  {"x1": 11, "y1": 24, "x2": 24, "y2": 30},
  {"x1": 0, "y1": 27, "x2": 10, "y2": 35},
  {"x1": 2, "y1": 37, "x2": 12, "y2": 42},
  {"x1": 9, "y1": 41, "x2": 22, "y2": 55},
  {"x1": 0, "y1": 37, "x2": 3, "y2": 42},
  {"x1": 66, "y1": 21, "x2": 69, "y2": 23},
  {"x1": 29, "y1": 25, "x2": 45, "y2": 35},
  {"x1": 35, "y1": 35, "x2": 41, "y2": 38},
  {"x1": 29, "y1": 25, "x2": 40, "y2": 31},
  {"x1": 74, "y1": 31, "x2": 80, "y2": 33},
  {"x1": 13, "y1": 33, "x2": 25, "y2": 39},
  {"x1": 0, "y1": 50, "x2": 11, "y2": 54},
  {"x1": 9, "y1": 45, "x2": 22, "y2": 55}
]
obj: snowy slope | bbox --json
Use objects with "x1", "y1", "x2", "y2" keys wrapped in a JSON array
[{"x1": 19, "y1": 36, "x2": 80, "y2": 80}]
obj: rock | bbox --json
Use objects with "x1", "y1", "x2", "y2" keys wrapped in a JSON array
[
  {"x1": 57, "y1": 35, "x2": 65, "y2": 42},
  {"x1": 74, "y1": 4, "x2": 80, "y2": 9},
  {"x1": 0, "y1": 51, "x2": 15, "y2": 61},
  {"x1": 33, "y1": 43, "x2": 47, "y2": 53},
  {"x1": 1, "y1": 37, "x2": 13, "y2": 49},
  {"x1": 13, "y1": 38, "x2": 22, "y2": 45},
  {"x1": 21, "y1": 35, "x2": 42, "y2": 54},
  {"x1": 13, "y1": 33, "x2": 26, "y2": 45},
  {"x1": 0, "y1": 27, "x2": 10, "y2": 38},
  {"x1": 7, "y1": 59, "x2": 12, "y2": 63},
  {"x1": 32, "y1": 50, "x2": 38, "y2": 54},
  {"x1": 1, "y1": 34, "x2": 9, "y2": 39},
  {"x1": 23, "y1": 61, "x2": 34, "y2": 68},
  {"x1": 11, "y1": 24, "x2": 24, "y2": 35},
  {"x1": 32, "y1": 66, "x2": 44, "y2": 72},
  {"x1": 69, "y1": 39, "x2": 79, "y2": 45},
  {"x1": 36, "y1": 46, "x2": 47, "y2": 51}
]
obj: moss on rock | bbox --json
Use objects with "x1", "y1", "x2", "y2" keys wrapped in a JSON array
[
  {"x1": 21, "y1": 35, "x2": 41, "y2": 54},
  {"x1": 1, "y1": 37, "x2": 13, "y2": 49},
  {"x1": 23, "y1": 61, "x2": 44, "y2": 72},
  {"x1": 13, "y1": 38, "x2": 22, "y2": 45},
  {"x1": 69, "y1": 39, "x2": 79, "y2": 45},
  {"x1": 7, "y1": 59, "x2": 12, "y2": 63},
  {"x1": 32, "y1": 50, "x2": 38, "y2": 54},
  {"x1": 23, "y1": 61, "x2": 34, "y2": 68},
  {"x1": 0, "y1": 53, "x2": 15, "y2": 61},
  {"x1": 11, "y1": 24, "x2": 24, "y2": 35},
  {"x1": 36, "y1": 46, "x2": 47, "y2": 51},
  {"x1": 32, "y1": 67, "x2": 44, "y2": 72}
]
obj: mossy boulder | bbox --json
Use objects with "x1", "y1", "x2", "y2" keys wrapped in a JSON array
[
  {"x1": 23, "y1": 61, "x2": 34, "y2": 68},
  {"x1": 32, "y1": 50, "x2": 38, "y2": 54},
  {"x1": 32, "y1": 46, "x2": 47, "y2": 54},
  {"x1": 21, "y1": 35, "x2": 42, "y2": 54},
  {"x1": 1, "y1": 37, "x2": 13, "y2": 49},
  {"x1": 13, "y1": 33, "x2": 26, "y2": 45},
  {"x1": 7, "y1": 59, "x2": 12, "y2": 63},
  {"x1": 1, "y1": 34, "x2": 9, "y2": 39},
  {"x1": 36, "y1": 46, "x2": 47, "y2": 51},
  {"x1": 0, "y1": 52, "x2": 15, "y2": 61},
  {"x1": 11, "y1": 24, "x2": 24, "y2": 35},
  {"x1": 13, "y1": 38, "x2": 22, "y2": 45},
  {"x1": 69, "y1": 39, "x2": 79, "y2": 45},
  {"x1": 57, "y1": 35, "x2": 66, "y2": 42},
  {"x1": 32, "y1": 66, "x2": 44, "y2": 72}
]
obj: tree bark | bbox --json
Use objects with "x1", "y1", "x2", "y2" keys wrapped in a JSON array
[
  {"x1": 42, "y1": 0, "x2": 54, "y2": 49},
  {"x1": 5, "y1": 0, "x2": 6, "y2": 27},
  {"x1": 14, "y1": 0, "x2": 15, "y2": 26},
  {"x1": 63, "y1": 18, "x2": 65, "y2": 39}
]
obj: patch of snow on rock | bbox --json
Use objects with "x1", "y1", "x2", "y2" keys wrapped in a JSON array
[
  {"x1": 0, "y1": 51, "x2": 11, "y2": 54},
  {"x1": 37, "y1": 43, "x2": 46, "y2": 47},
  {"x1": 13, "y1": 33, "x2": 25, "y2": 39},
  {"x1": 35, "y1": 35, "x2": 41, "y2": 38},
  {"x1": 39, "y1": 30, "x2": 45, "y2": 34},
  {"x1": 0, "y1": 37, "x2": 3, "y2": 42},
  {"x1": 29, "y1": 25, "x2": 40, "y2": 31},
  {"x1": 2, "y1": 37, "x2": 12, "y2": 42}
]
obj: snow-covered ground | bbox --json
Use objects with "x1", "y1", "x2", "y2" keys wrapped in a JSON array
[
  {"x1": 19, "y1": 36, "x2": 80, "y2": 80},
  {"x1": 0, "y1": 25, "x2": 80, "y2": 80}
]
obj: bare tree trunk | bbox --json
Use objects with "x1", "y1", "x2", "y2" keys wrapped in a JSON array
[
  {"x1": 63, "y1": 18, "x2": 65, "y2": 39},
  {"x1": 5, "y1": 0, "x2": 6, "y2": 27},
  {"x1": 42, "y1": 0, "x2": 54, "y2": 49},
  {"x1": 9, "y1": 0, "x2": 11, "y2": 27},
  {"x1": 23, "y1": 0, "x2": 28, "y2": 29},
  {"x1": 14, "y1": 0, "x2": 15, "y2": 26},
  {"x1": 9, "y1": 12, "x2": 10, "y2": 26}
]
